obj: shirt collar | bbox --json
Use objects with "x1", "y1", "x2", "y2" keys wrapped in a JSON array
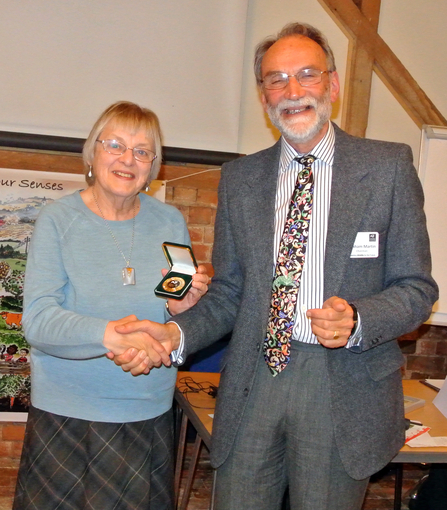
[{"x1": 279, "y1": 121, "x2": 335, "y2": 173}]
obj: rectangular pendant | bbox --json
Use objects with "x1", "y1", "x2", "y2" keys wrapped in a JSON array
[{"x1": 122, "y1": 267, "x2": 136, "y2": 285}]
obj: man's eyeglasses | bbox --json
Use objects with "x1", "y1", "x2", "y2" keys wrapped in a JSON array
[
  {"x1": 96, "y1": 139, "x2": 157, "y2": 163},
  {"x1": 261, "y1": 69, "x2": 331, "y2": 90}
]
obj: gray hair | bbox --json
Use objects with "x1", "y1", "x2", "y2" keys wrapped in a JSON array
[
  {"x1": 254, "y1": 22, "x2": 336, "y2": 86},
  {"x1": 83, "y1": 101, "x2": 162, "y2": 186}
]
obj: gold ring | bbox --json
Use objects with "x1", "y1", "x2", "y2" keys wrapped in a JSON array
[{"x1": 333, "y1": 330, "x2": 339, "y2": 340}]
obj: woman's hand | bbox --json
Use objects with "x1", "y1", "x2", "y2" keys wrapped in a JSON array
[{"x1": 166, "y1": 264, "x2": 210, "y2": 315}]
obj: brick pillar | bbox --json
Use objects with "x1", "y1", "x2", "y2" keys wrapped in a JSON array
[{"x1": 0, "y1": 423, "x2": 25, "y2": 510}]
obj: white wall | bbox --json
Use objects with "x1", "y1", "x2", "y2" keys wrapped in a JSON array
[
  {"x1": 0, "y1": 0, "x2": 248, "y2": 152},
  {"x1": 367, "y1": 1, "x2": 447, "y2": 162},
  {"x1": 240, "y1": 0, "x2": 447, "y2": 164}
]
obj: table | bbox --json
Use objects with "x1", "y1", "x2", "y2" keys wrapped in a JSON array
[
  {"x1": 397, "y1": 380, "x2": 447, "y2": 461},
  {"x1": 174, "y1": 372, "x2": 220, "y2": 510},
  {"x1": 174, "y1": 375, "x2": 447, "y2": 510},
  {"x1": 391, "y1": 380, "x2": 447, "y2": 509}
]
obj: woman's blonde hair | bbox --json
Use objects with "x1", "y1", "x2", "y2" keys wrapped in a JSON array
[{"x1": 82, "y1": 101, "x2": 162, "y2": 186}]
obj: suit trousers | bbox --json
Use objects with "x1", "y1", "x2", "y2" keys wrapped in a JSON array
[{"x1": 215, "y1": 342, "x2": 369, "y2": 510}]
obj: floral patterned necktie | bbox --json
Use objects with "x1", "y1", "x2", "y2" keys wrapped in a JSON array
[{"x1": 264, "y1": 155, "x2": 316, "y2": 376}]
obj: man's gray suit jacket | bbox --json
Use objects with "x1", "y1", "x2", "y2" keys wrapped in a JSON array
[{"x1": 174, "y1": 123, "x2": 438, "y2": 480}]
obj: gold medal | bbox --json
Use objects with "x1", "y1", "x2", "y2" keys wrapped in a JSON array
[{"x1": 162, "y1": 276, "x2": 185, "y2": 292}]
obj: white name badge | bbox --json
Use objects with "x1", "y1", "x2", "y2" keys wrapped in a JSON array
[{"x1": 350, "y1": 232, "x2": 379, "y2": 258}]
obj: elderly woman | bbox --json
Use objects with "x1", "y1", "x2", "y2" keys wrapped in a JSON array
[{"x1": 13, "y1": 101, "x2": 209, "y2": 510}]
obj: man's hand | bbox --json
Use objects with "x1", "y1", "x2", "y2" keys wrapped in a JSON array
[
  {"x1": 108, "y1": 321, "x2": 181, "y2": 375},
  {"x1": 306, "y1": 297, "x2": 356, "y2": 348},
  {"x1": 166, "y1": 264, "x2": 210, "y2": 316}
]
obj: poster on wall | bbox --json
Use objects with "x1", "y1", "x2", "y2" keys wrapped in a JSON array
[{"x1": 0, "y1": 168, "x2": 85, "y2": 421}]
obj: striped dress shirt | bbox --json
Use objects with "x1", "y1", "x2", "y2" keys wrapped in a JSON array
[{"x1": 275, "y1": 123, "x2": 361, "y2": 346}]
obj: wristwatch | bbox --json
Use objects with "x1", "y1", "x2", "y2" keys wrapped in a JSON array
[{"x1": 348, "y1": 303, "x2": 358, "y2": 339}]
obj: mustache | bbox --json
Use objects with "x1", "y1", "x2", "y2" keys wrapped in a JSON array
[{"x1": 271, "y1": 97, "x2": 319, "y2": 111}]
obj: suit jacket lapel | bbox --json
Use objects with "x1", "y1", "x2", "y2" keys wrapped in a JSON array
[
  {"x1": 324, "y1": 126, "x2": 371, "y2": 299},
  {"x1": 239, "y1": 142, "x2": 280, "y2": 300}
]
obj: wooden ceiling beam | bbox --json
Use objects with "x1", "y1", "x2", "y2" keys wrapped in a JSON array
[
  {"x1": 342, "y1": 0, "x2": 381, "y2": 136},
  {"x1": 318, "y1": 0, "x2": 447, "y2": 129}
]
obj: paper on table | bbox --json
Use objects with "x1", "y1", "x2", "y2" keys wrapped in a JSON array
[
  {"x1": 407, "y1": 433, "x2": 447, "y2": 447},
  {"x1": 433, "y1": 376, "x2": 447, "y2": 418},
  {"x1": 422, "y1": 379, "x2": 445, "y2": 391},
  {"x1": 405, "y1": 424, "x2": 431, "y2": 443}
]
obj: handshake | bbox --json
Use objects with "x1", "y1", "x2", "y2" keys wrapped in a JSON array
[
  {"x1": 102, "y1": 264, "x2": 209, "y2": 375},
  {"x1": 104, "y1": 317, "x2": 182, "y2": 376}
]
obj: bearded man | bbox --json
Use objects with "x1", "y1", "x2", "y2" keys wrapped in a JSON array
[{"x1": 114, "y1": 22, "x2": 438, "y2": 510}]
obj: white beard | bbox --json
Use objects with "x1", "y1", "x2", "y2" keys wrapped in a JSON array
[{"x1": 266, "y1": 90, "x2": 332, "y2": 147}]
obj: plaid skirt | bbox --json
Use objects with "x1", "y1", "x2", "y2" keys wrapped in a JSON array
[{"x1": 13, "y1": 405, "x2": 174, "y2": 510}]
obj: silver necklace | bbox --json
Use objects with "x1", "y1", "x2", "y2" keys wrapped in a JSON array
[{"x1": 92, "y1": 188, "x2": 137, "y2": 285}]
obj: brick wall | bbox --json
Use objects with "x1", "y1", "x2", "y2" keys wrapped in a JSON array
[
  {"x1": 400, "y1": 325, "x2": 447, "y2": 378},
  {"x1": 160, "y1": 163, "x2": 220, "y2": 276},
  {"x1": 1, "y1": 162, "x2": 446, "y2": 508}
]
